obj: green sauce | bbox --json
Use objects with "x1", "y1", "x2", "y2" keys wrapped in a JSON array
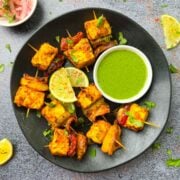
[{"x1": 97, "y1": 50, "x2": 147, "y2": 100}]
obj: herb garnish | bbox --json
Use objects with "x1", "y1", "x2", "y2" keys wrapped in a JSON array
[
  {"x1": 43, "y1": 129, "x2": 53, "y2": 139},
  {"x1": 55, "y1": 36, "x2": 60, "y2": 43},
  {"x1": 45, "y1": 102, "x2": 56, "y2": 108},
  {"x1": 5, "y1": 44, "x2": 12, "y2": 53},
  {"x1": 143, "y1": 100, "x2": 156, "y2": 110},
  {"x1": 166, "y1": 150, "x2": 180, "y2": 167},
  {"x1": 152, "y1": 142, "x2": 161, "y2": 150},
  {"x1": 78, "y1": 117, "x2": 85, "y2": 124},
  {"x1": 89, "y1": 147, "x2": 96, "y2": 158},
  {"x1": 64, "y1": 103, "x2": 75, "y2": 114},
  {"x1": 66, "y1": 39, "x2": 74, "y2": 45},
  {"x1": 97, "y1": 15, "x2": 104, "y2": 27},
  {"x1": 0, "y1": 64, "x2": 5, "y2": 73},
  {"x1": 36, "y1": 111, "x2": 41, "y2": 118},
  {"x1": 166, "y1": 127, "x2": 173, "y2": 134},
  {"x1": 169, "y1": 64, "x2": 180, "y2": 74},
  {"x1": 118, "y1": 32, "x2": 127, "y2": 45},
  {"x1": 161, "y1": 4, "x2": 168, "y2": 8},
  {"x1": 70, "y1": 50, "x2": 78, "y2": 63}
]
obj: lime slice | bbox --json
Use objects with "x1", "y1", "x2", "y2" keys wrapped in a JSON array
[
  {"x1": 161, "y1": 14, "x2": 180, "y2": 49},
  {"x1": 0, "y1": 138, "x2": 13, "y2": 165},
  {"x1": 66, "y1": 67, "x2": 89, "y2": 87},
  {"x1": 49, "y1": 68, "x2": 77, "y2": 103}
]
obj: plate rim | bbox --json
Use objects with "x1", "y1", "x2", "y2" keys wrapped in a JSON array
[{"x1": 10, "y1": 7, "x2": 172, "y2": 173}]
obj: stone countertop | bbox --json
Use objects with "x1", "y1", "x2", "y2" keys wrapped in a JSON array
[{"x1": 0, "y1": 0, "x2": 179, "y2": 179}]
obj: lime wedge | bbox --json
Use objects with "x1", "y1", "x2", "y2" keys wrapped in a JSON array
[
  {"x1": 66, "y1": 67, "x2": 89, "y2": 87},
  {"x1": 49, "y1": 68, "x2": 77, "y2": 103},
  {"x1": 0, "y1": 138, "x2": 13, "y2": 165},
  {"x1": 161, "y1": 14, "x2": 180, "y2": 49}
]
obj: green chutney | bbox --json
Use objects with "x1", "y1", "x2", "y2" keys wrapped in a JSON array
[{"x1": 97, "y1": 50, "x2": 147, "y2": 100}]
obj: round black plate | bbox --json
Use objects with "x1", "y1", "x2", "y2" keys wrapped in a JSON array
[{"x1": 10, "y1": 8, "x2": 171, "y2": 172}]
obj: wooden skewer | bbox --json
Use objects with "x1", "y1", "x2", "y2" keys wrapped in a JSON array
[
  {"x1": 28, "y1": 43, "x2": 38, "y2": 52},
  {"x1": 115, "y1": 140, "x2": 127, "y2": 151},
  {"x1": 93, "y1": 10, "x2": 97, "y2": 19},
  {"x1": 144, "y1": 121, "x2": 160, "y2": 128},
  {"x1": 26, "y1": 108, "x2": 30, "y2": 118},
  {"x1": 102, "y1": 115, "x2": 107, "y2": 121},
  {"x1": 69, "y1": 126, "x2": 78, "y2": 135}
]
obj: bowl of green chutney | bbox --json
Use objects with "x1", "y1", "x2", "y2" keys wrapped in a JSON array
[{"x1": 93, "y1": 45, "x2": 153, "y2": 104}]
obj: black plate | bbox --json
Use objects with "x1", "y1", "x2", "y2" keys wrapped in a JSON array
[{"x1": 10, "y1": 8, "x2": 171, "y2": 172}]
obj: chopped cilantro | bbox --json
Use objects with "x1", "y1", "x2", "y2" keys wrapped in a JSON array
[
  {"x1": 161, "y1": 4, "x2": 168, "y2": 8},
  {"x1": 55, "y1": 36, "x2": 60, "y2": 43},
  {"x1": 118, "y1": 32, "x2": 127, "y2": 45},
  {"x1": 43, "y1": 129, "x2": 53, "y2": 138},
  {"x1": 97, "y1": 15, "x2": 104, "y2": 27},
  {"x1": 36, "y1": 111, "x2": 41, "y2": 118},
  {"x1": 70, "y1": 51, "x2": 78, "y2": 63},
  {"x1": 167, "y1": 149, "x2": 172, "y2": 158},
  {"x1": 78, "y1": 117, "x2": 85, "y2": 124},
  {"x1": 45, "y1": 102, "x2": 56, "y2": 108},
  {"x1": 89, "y1": 147, "x2": 96, "y2": 158},
  {"x1": 152, "y1": 142, "x2": 161, "y2": 150},
  {"x1": 166, "y1": 127, "x2": 173, "y2": 134},
  {"x1": 5, "y1": 44, "x2": 11, "y2": 53},
  {"x1": 169, "y1": 64, "x2": 179, "y2": 74},
  {"x1": 0, "y1": 64, "x2": 5, "y2": 73},
  {"x1": 64, "y1": 103, "x2": 75, "y2": 114},
  {"x1": 66, "y1": 39, "x2": 74, "y2": 45},
  {"x1": 166, "y1": 159, "x2": 180, "y2": 167},
  {"x1": 143, "y1": 100, "x2": 156, "y2": 110}
]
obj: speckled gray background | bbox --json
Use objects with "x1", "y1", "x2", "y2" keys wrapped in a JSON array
[{"x1": 0, "y1": 0, "x2": 180, "y2": 180}]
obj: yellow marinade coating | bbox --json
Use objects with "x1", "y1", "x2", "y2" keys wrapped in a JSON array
[
  {"x1": 41, "y1": 99, "x2": 71, "y2": 128},
  {"x1": 64, "y1": 38, "x2": 95, "y2": 69},
  {"x1": 31, "y1": 43, "x2": 58, "y2": 70},
  {"x1": 86, "y1": 120, "x2": 111, "y2": 144},
  {"x1": 14, "y1": 86, "x2": 45, "y2": 109},
  {"x1": 77, "y1": 84, "x2": 102, "y2": 109},
  {"x1": 84, "y1": 16, "x2": 112, "y2": 41},
  {"x1": 20, "y1": 74, "x2": 48, "y2": 92},
  {"x1": 49, "y1": 128, "x2": 69, "y2": 156}
]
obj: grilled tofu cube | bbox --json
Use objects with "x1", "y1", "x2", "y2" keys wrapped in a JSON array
[
  {"x1": 49, "y1": 128, "x2": 69, "y2": 156},
  {"x1": 101, "y1": 124, "x2": 121, "y2": 155},
  {"x1": 77, "y1": 133, "x2": 87, "y2": 160},
  {"x1": 41, "y1": 100, "x2": 71, "y2": 128},
  {"x1": 64, "y1": 38, "x2": 95, "y2": 69},
  {"x1": 14, "y1": 86, "x2": 45, "y2": 109},
  {"x1": 83, "y1": 98, "x2": 110, "y2": 122},
  {"x1": 86, "y1": 120, "x2": 111, "y2": 144},
  {"x1": 77, "y1": 84, "x2": 102, "y2": 109},
  {"x1": 84, "y1": 16, "x2": 112, "y2": 41},
  {"x1": 20, "y1": 74, "x2": 48, "y2": 92},
  {"x1": 31, "y1": 43, "x2": 58, "y2": 70}
]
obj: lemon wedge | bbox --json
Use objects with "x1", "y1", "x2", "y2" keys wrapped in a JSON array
[
  {"x1": 66, "y1": 67, "x2": 89, "y2": 87},
  {"x1": 161, "y1": 14, "x2": 180, "y2": 49},
  {"x1": 0, "y1": 138, "x2": 13, "y2": 165},
  {"x1": 49, "y1": 68, "x2": 77, "y2": 103}
]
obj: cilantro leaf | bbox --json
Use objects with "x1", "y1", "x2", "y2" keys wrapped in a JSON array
[
  {"x1": 63, "y1": 103, "x2": 75, "y2": 114},
  {"x1": 5, "y1": 44, "x2": 11, "y2": 53},
  {"x1": 0, "y1": 64, "x2": 5, "y2": 73},
  {"x1": 166, "y1": 159, "x2": 180, "y2": 167},
  {"x1": 89, "y1": 147, "x2": 96, "y2": 158},
  {"x1": 118, "y1": 32, "x2": 127, "y2": 45},
  {"x1": 152, "y1": 142, "x2": 161, "y2": 150},
  {"x1": 167, "y1": 149, "x2": 172, "y2": 158},
  {"x1": 36, "y1": 111, "x2": 41, "y2": 118},
  {"x1": 43, "y1": 129, "x2": 53, "y2": 139},
  {"x1": 161, "y1": 4, "x2": 168, "y2": 8},
  {"x1": 97, "y1": 15, "x2": 104, "y2": 27},
  {"x1": 45, "y1": 102, "x2": 56, "y2": 108},
  {"x1": 143, "y1": 100, "x2": 156, "y2": 110},
  {"x1": 166, "y1": 127, "x2": 173, "y2": 134},
  {"x1": 55, "y1": 36, "x2": 60, "y2": 43},
  {"x1": 169, "y1": 64, "x2": 179, "y2": 74}
]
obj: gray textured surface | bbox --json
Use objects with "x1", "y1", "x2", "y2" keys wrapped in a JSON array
[{"x1": 0, "y1": 0, "x2": 179, "y2": 179}]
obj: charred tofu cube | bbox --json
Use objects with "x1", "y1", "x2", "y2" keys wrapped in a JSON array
[
  {"x1": 86, "y1": 120, "x2": 111, "y2": 144},
  {"x1": 20, "y1": 74, "x2": 48, "y2": 92},
  {"x1": 77, "y1": 84, "x2": 102, "y2": 109},
  {"x1": 101, "y1": 124, "x2": 121, "y2": 155},
  {"x1": 14, "y1": 86, "x2": 45, "y2": 109},
  {"x1": 31, "y1": 43, "x2": 58, "y2": 70},
  {"x1": 84, "y1": 15, "x2": 112, "y2": 41},
  {"x1": 64, "y1": 38, "x2": 95, "y2": 69},
  {"x1": 41, "y1": 100, "x2": 71, "y2": 128},
  {"x1": 49, "y1": 128, "x2": 69, "y2": 156},
  {"x1": 77, "y1": 133, "x2": 87, "y2": 160},
  {"x1": 83, "y1": 98, "x2": 110, "y2": 122}
]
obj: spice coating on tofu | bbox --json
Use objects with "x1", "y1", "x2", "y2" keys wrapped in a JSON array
[
  {"x1": 86, "y1": 120, "x2": 111, "y2": 144},
  {"x1": 84, "y1": 16, "x2": 112, "y2": 41},
  {"x1": 64, "y1": 38, "x2": 95, "y2": 69},
  {"x1": 49, "y1": 129, "x2": 69, "y2": 156},
  {"x1": 20, "y1": 74, "x2": 48, "y2": 92},
  {"x1": 31, "y1": 43, "x2": 58, "y2": 70},
  {"x1": 41, "y1": 100, "x2": 71, "y2": 128},
  {"x1": 76, "y1": 133, "x2": 87, "y2": 160},
  {"x1": 77, "y1": 84, "x2": 102, "y2": 109},
  {"x1": 14, "y1": 86, "x2": 45, "y2": 109}
]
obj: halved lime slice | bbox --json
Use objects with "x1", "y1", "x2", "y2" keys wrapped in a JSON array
[
  {"x1": 49, "y1": 68, "x2": 77, "y2": 103},
  {"x1": 66, "y1": 67, "x2": 89, "y2": 87},
  {"x1": 0, "y1": 138, "x2": 13, "y2": 165},
  {"x1": 161, "y1": 14, "x2": 180, "y2": 49}
]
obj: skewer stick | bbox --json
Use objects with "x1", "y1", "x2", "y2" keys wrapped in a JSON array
[
  {"x1": 93, "y1": 10, "x2": 97, "y2": 19},
  {"x1": 26, "y1": 108, "x2": 30, "y2": 118},
  {"x1": 69, "y1": 126, "x2": 78, "y2": 135},
  {"x1": 144, "y1": 121, "x2": 160, "y2": 128},
  {"x1": 115, "y1": 140, "x2": 127, "y2": 151},
  {"x1": 28, "y1": 43, "x2": 38, "y2": 52},
  {"x1": 102, "y1": 115, "x2": 107, "y2": 121}
]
